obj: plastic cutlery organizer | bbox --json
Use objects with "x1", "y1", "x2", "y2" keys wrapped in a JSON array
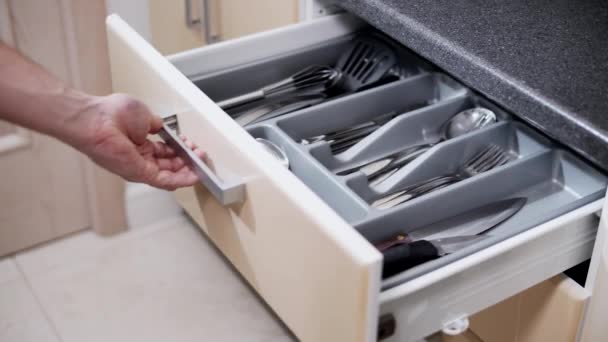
[{"x1": 192, "y1": 29, "x2": 607, "y2": 289}]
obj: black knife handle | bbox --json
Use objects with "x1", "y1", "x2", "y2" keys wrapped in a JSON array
[{"x1": 382, "y1": 240, "x2": 440, "y2": 278}]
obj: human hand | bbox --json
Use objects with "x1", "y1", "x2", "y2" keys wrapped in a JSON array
[{"x1": 67, "y1": 93, "x2": 205, "y2": 190}]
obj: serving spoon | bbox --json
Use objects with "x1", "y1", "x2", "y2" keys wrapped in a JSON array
[{"x1": 336, "y1": 107, "x2": 497, "y2": 185}]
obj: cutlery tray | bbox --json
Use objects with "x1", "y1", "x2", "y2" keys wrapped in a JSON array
[
  {"x1": 190, "y1": 28, "x2": 607, "y2": 290},
  {"x1": 192, "y1": 29, "x2": 429, "y2": 116}
]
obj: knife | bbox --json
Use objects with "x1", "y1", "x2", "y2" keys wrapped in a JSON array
[
  {"x1": 376, "y1": 197, "x2": 527, "y2": 252},
  {"x1": 374, "y1": 197, "x2": 527, "y2": 277},
  {"x1": 381, "y1": 235, "x2": 488, "y2": 278}
]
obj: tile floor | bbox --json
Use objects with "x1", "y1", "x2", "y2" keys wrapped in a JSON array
[{"x1": 0, "y1": 185, "x2": 295, "y2": 342}]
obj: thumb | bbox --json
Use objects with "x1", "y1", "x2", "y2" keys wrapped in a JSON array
[
  {"x1": 110, "y1": 95, "x2": 157, "y2": 145},
  {"x1": 149, "y1": 114, "x2": 163, "y2": 134}
]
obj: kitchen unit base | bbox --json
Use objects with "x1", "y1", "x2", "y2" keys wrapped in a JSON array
[{"x1": 107, "y1": 11, "x2": 607, "y2": 342}]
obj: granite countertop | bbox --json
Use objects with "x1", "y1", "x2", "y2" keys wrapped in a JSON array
[{"x1": 336, "y1": 0, "x2": 608, "y2": 171}]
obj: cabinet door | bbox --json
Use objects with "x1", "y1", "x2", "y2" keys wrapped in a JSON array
[
  {"x1": 147, "y1": 0, "x2": 299, "y2": 56},
  {"x1": 581, "y1": 193, "x2": 608, "y2": 341},
  {"x1": 218, "y1": 0, "x2": 299, "y2": 40},
  {"x1": 0, "y1": 0, "x2": 91, "y2": 255},
  {"x1": 148, "y1": 0, "x2": 205, "y2": 55}
]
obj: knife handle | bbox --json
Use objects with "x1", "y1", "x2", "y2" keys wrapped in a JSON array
[{"x1": 382, "y1": 240, "x2": 440, "y2": 278}]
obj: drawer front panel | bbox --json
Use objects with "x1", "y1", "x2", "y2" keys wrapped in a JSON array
[
  {"x1": 106, "y1": 15, "x2": 382, "y2": 342},
  {"x1": 379, "y1": 199, "x2": 602, "y2": 342},
  {"x1": 108, "y1": 9, "x2": 608, "y2": 342}
]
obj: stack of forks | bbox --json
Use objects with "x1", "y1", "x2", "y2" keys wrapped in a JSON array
[{"x1": 372, "y1": 145, "x2": 512, "y2": 210}]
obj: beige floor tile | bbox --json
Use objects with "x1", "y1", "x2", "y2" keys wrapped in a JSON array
[
  {"x1": 0, "y1": 257, "x2": 20, "y2": 285},
  {"x1": 21, "y1": 219, "x2": 293, "y2": 342},
  {"x1": 15, "y1": 216, "x2": 179, "y2": 277},
  {"x1": 125, "y1": 183, "x2": 183, "y2": 229},
  {"x1": 0, "y1": 278, "x2": 60, "y2": 342}
]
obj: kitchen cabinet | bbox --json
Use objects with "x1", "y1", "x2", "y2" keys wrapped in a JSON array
[
  {"x1": 452, "y1": 274, "x2": 588, "y2": 342},
  {"x1": 147, "y1": 0, "x2": 298, "y2": 55},
  {"x1": 580, "y1": 200, "x2": 608, "y2": 342},
  {"x1": 106, "y1": 8, "x2": 608, "y2": 342},
  {"x1": 0, "y1": 0, "x2": 126, "y2": 256}
]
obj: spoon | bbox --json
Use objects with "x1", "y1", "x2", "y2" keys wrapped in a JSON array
[
  {"x1": 336, "y1": 107, "x2": 497, "y2": 184},
  {"x1": 256, "y1": 138, "x2": 290, "y2": 169}
]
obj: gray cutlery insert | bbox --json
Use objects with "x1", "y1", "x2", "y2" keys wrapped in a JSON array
[{"x1": 190, "y1": 30, "x2": 608, "y2": 289}]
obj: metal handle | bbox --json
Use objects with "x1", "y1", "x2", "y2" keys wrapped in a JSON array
[
  {"x1": 184, "y1": 0, "x2": 201, "y2": 27},
  {"x1": 158, "y1": 120, "x2": 245, "y2": 205},
  {"x1": 185, "y1": 0, "x2": 220, "y2": 43},
  {"x1": 201, "y1": 0, "x2": 220, "y2": 44}
]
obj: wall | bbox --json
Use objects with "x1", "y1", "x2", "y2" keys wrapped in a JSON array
[{"x1": 105, "y1": 0, "x2": 151, "y2": 41}]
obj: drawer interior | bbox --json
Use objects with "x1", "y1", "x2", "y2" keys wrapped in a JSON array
[
  {"x1": 192, "y1": 29, "x2": 430, "y2": 118},
  {"x1": 179, "y1": 25, "x2": 607, "y2": 290}
]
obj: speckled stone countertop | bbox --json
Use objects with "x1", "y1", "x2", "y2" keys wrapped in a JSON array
[{"x1": 336, "y1": 0, "x2": 608, "y2": 171}]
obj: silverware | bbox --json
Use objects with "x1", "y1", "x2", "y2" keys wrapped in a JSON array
[
  {"x1": 375, "y1": 197, "x2": 527, "y2": 249},
  {"x1": 221, "y1": 35, "x2": 398, "y2": 122},
  {"x1": 300, "y1": 111, "x2": 397, "y2": 146},
  {"x1": 380, "y1": 235, "x2": 488, "y2": 278},
  {"x1": 337, "y1": 107, "x2": 497, "y2": 181},
  {"x1": 218, "y1": 65, "x2": 339, "y2": 110},
  {"x1": 300, "y1": 102, "x2": 428, "y2": 154},
  {"x1": 332, "y1": 35, "x2": 397, "y2": 93},
  {"x1": 234, "y1": 94, "x2": 326, "y2": 127},
  {"x1": 372, "y1": 144, "x2": 512, "y2": 210},
  {"x1": 375, "y1": 197, "x2": 526, "y2": 277},
  {"x1": 327, "y1": 125, "x2": 382, "y2": 153},
  {"x1": 256, "y1": 138, "x2": 289, "y2": 169}
]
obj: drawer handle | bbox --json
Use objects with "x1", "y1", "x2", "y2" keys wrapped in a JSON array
[
  {"x1": 184, "y1": 0, "x2": 201, "y2": 27},
  {"x1": 184, "y1": 0, "x2": 220, "y2": 44},
  {"x1": 158, "y1": 119, "x2": 245, "y2": 205}
]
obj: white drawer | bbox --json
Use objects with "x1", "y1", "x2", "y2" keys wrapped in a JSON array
[{"x1": 106, "y1": 13, "x2": 607, "y2": 342}]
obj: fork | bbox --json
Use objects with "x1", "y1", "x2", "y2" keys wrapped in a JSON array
[{"x1": 371, "y1": 145, "x2": 512, "y2": 210}]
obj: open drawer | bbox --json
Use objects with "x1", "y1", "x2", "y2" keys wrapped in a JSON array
[{"x1": 106, "y1": 13, "x2": 607, "y2": 342}]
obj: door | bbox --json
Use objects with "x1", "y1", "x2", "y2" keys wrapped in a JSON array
[
  {"x1": 0, "y1": 0, "x2": 92, "y2": 255},
  {"x1": 580, "y1": 193, "x2": 608, "y2": 341},
  {"x1": 145, "y1": 0, "x2": 299, "y2": 55},
  {"x1": 217, "y1": 0, "x2": 299, "y2": 40}
]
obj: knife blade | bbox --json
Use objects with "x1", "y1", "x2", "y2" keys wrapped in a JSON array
[
  {"x1": 382, "y1": 235, "x2": 488, "y2": 278},
  {"x1": 406, "y1": 197, "x2": 526, "y2": 242}
]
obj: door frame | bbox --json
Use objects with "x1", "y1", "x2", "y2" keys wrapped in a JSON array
[{"x1": 0, "y1": 0, "x2": 127, "y2": 236}]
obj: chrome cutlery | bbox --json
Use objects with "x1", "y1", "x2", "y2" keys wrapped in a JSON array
[
  {"x1": 372, "y1": 144, "x2": 512, "y2": 209},
  {"x1": 300, "y1": 111, "x2": 398, "y2": 146},
  {"x1": 218, "y1": 65, "x2": 339, "y2": 110},
  {"x1": 375, "y1": 197, "x2": 527, "y2": 277},
  {"x1": 219, "y1": 35, "x2": 399, "y2": 121},
  {"x1": 256, "y1": 138, "x2": 289, "y2": 169},
  {"x1": 337, "y1": 107, "x2": 497, "y2": 182},
  {"x1": 235, "y1": 94, "x2": 326, "y2": 127},
  {"x1": 300, "y1": 102, "x2": 429, "y2": 154}
]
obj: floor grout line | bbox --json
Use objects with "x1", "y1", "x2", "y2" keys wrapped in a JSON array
[{"x1": 15, "y1": 255, "x2": 66, "y2": 342}]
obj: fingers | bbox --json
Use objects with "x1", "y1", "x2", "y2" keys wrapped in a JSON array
[
  {"x1": 155, "y1": 156, "x2": 186, "y2": 171},
  {"x1": 152, "y1": 141, "x2": 176, "y2": 158},
  {"x1": 145, "y1": 135, "x2": 206, "y2": 190},
  {"x1": 179, "y1": 135, "x2": 206, "y2": 159},
  {"x1": 151, "y1": 138, "x2": 205, "y2": 161},
  {"x1": 149, "y1": 114, "x2": 163, "y2": 134},
  {"x1": 149, "y1": 168, "x2": 200, "y2": 190}
]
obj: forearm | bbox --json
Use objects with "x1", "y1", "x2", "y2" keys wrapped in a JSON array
[{"x1": 0, "y1": 41, "x2": 95, "y2": 146}]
